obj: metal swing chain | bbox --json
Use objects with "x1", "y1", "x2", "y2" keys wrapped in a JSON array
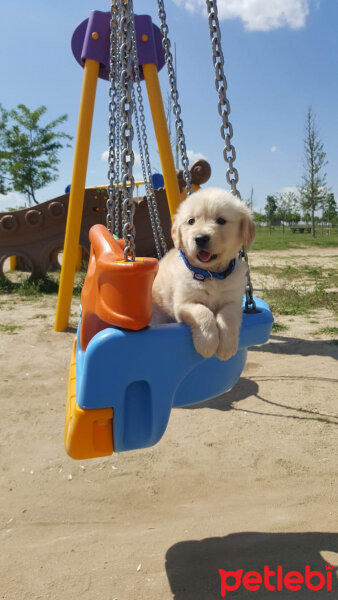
[
  {"x1": 157, "y1": 0, "x2": 193, "y2": 196},
  {"x1": 239, "y1": 245, "x2": 256, "y2": 312},
  {"x1": 206, "y1": 0, "x2": 256, "y2": 311},
  {"x1": 119, "y1": 0, "x2": 136, "y2": 261},
  {"x1": 132, "y1": 86, "x2": 165, "y2": 259},
  {"x1": 206, "y1": 0, "x2": 239, "y2": 197},
  {"x1": 130, "y1": 18, "x2": 167, "y2": 258},
  {"x1": 107, "y1": 0, "x2": 120, "y2": 235},
  {"x1": 114, "y1": 82, "x2": 122, "y2": 236}
]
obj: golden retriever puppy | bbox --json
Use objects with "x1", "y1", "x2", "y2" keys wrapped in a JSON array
[{"x1": 152, "y1": 187, "x2": 255, "y2": 360}]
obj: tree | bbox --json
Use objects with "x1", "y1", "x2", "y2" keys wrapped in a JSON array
[
  {"x1": 264, "y1": 195, "x2": 278, "y2": 228},
  {"x1": 299, "y1": 107, "x2": 328, "y2": 238},
  {"x1": 321, "y1": 192, "x2": 337, "y2": 225},
  {"x1": 253, "y1": 211, "x2": 265, "y2": 227},
  {"x1": 276, "y1": 193, "x2": 288, "y2": 233},
  {"x1": 276, "y1": 191, "x2": 301, "y2": 231},
  {"x1": 0, "y1": 104, "x2": 72, "y2": 206}
]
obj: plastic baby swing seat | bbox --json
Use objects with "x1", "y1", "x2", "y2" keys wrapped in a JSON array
[{"x1": 64, "y1": 225, "x2": 273, "y2": 460}]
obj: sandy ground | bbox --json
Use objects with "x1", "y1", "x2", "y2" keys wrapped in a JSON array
[{"x1": 0, "y1": 249, "x2": 337, "y2": 599}]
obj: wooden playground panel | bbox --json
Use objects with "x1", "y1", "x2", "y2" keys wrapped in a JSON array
[{"x1": 0, "y1": 160, "x2": 211, "y2": 280}]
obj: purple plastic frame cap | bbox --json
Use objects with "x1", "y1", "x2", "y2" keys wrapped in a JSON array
[{"x1": 71, "y1": 11, "x2": 165, "y2": 81}]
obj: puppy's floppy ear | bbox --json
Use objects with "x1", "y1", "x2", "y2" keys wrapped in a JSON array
[
  {"x1": 240, "y1": 212, "x2": 256, "y2": 249},
  {"x1": 171, "y1": 214, "x2": 182, "y2": 249}
]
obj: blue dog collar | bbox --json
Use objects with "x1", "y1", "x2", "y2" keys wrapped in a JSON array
[{"x1": 179, "y1": 249, "x2": 236, "y2": 282}]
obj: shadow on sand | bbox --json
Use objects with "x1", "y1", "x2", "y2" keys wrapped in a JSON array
[
  {"x1": 251, "y1": 333, "x2": 338, "y2": 360},
  {"x1": 166, "y1": 531, "x2": 338, "y2": 599},
  {"x1": 182, "y1": 376, "x2": 338, "y2": 427}
]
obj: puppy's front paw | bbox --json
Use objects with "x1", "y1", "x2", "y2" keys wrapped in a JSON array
[
  {"x1": 177, "y1": 304, "x2": 219, "y2": 358},
  {"x1": 192, "y1": 322, "x2": 219, "y2": 358},
  {"x1": 216, "y1": 334, "x2": 238, "y2": 361}
]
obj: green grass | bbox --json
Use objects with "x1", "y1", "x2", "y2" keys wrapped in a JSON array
[
  {"x1": 0, "y1": 276, "x2": 59, "y2": 297},
  {"x1": 0, "y1": 323, "x2": 23, "y2": 333},
  {"x1": 262, "y1": 283, "x2": 338, "y2": 316},
  {"x1": 252, "y1": 226, "x2": 338, "y2": 251},
  {"x1": 0, "y1": 273, "x2": 85, "y2": 297},
  {"x1": 272, "y1": 321, "x2": 289, "y2": 332},
  {"x1": 251, "y1": 264, "x2": 338, "y2": 289},
  {"x1": 314, "y1": 326, "x2": 338, "y2": 336},
  {"x1": 251, "y1": 261, "x2": 338, "y2": 316},
  {"x1": 47, "y1": 270, "x2": 86, "y2": 296}
]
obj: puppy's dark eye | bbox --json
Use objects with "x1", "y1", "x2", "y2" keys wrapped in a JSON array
[
  {"x1": 188, "y1": 218, "x2": 195, "y2": 225},
  {"x1": 216, "y1": 217, "x2": 226, "y2": 225}
]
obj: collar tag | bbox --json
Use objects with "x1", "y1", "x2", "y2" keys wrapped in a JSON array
[{"x1": 193, "y1": 272, "x2": 206, "y2": 281}]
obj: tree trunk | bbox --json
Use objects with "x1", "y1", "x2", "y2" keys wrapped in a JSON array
[
  {"x1": 311, "y1": 205, "x2": 315, "y2": 238},
  {"x1": 29, "y1": 186, "x2": 38, "y2": 205}
]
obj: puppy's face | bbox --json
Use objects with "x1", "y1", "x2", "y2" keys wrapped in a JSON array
[{"x1": 172, "y1": 187, "x2": 255, "y2": 270}]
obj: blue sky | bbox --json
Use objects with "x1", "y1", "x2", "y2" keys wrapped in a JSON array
[{"x1": 0, "y1": 0, "x2": 337, "y2": 213}]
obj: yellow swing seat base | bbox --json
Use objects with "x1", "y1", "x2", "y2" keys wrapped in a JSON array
[{"x1": 65, "y1": 337, "x2": 114, "y2": 459}]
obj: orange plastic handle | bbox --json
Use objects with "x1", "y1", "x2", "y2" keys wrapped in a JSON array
[{"x1": 80, "y1": 225, "x2": 158, "y2": 350}]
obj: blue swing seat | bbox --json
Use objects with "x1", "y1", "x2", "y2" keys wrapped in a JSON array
[{"x1": 65, "y1": 296, "x2": 273, "y2": 458}]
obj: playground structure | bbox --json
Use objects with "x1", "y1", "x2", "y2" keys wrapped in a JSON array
[
  {"x1": 0, "y1": 161, "x2": 210, "y2": 279},
  {"x1": 58, "y1": 1, "x2": 272, "y2": 459}
]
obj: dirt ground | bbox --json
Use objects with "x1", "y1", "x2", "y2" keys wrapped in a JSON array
[{"x1": 0, "y1": 248, "x2": 337, "y2": 599}]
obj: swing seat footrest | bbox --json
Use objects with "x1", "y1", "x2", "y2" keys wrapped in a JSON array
[{"x1": 65, "y1": 338, "x2": 114, "y2": 459}]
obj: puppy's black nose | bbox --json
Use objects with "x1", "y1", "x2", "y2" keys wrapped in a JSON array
[{"x1": 195, "y1": 234, "x2": 210, "y2": 248}]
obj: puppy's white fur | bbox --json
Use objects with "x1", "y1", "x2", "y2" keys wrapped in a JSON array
[{"x1": 152, "y1": 187, "x2": 255, "y2": 360}]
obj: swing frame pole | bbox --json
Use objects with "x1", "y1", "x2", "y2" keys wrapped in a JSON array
[
  {"x1": 55, "y1": 9, "x2": 180, "y2": 331},
  {"x1": 54, "y1": 58, "x2": 100, "y2": 332},
  {"x1": 142, "y1": 62, "x2": 181, "y2": 218}
]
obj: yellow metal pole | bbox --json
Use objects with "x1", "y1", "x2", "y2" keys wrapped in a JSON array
[
  {"x1": 180, "y1": 183, "x2": 200, "y2": 203},
  {"x1": 9, "y1": 256, "x2": 17, "y2": 270},
  {"x1": 142, "y1": 62, "x2": 181, "y2": 218},
  {"x1": 54, "y1": 58, "x2": 100, "y2": 332}
]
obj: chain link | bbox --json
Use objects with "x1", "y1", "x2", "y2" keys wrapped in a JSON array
[
  {"x1": 206, "y1": 0, "x2": 240, "y2": 198},
  {"x1": 114, "y1": 83, "x2": 122, "y2": 236},
  {"x1": 132, "y1": 88, "x2": 167, "y2": 259},
  {"x1": 118, "y1": 0, "x2": 136, "y2": 261},
  {"x1": 157, "y1": 0, "x2": 193, "y2": 196},
  {"x1": 206, "y1": 0, "x2": 256, "y2": 311},
  {"x1": 107, "y1": 0, "x2": 120, "y2": 235},
  {"x1": 130, "y1": 19, "x2": 167, "y2": 258},
  {"x1": 107, "y1": 0, "x2": 168, "y2": 261},
  {"x1": 239, "y1": 246, "x2": 256, "y2": 312}
]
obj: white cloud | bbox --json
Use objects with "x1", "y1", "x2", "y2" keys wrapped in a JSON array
[
  {"x1": 270, "y1": 146, "x2": 277, "y2": 153},
  {"x1": 187, "y1": 149, "x2": 207, "y2": 164},
  {"x1": 101, "y1": 150, "x2": 109, "y2": 162},
  {"x1": 173, "y1": 0, "x2": 310, "y2": 31},
  {"x1": 0, "y1": 192, "x2": 26, "y2": 212}
]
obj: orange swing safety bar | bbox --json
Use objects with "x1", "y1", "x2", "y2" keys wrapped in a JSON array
[{"x1": 80, "y1": 225, "x2": 158, "y2": 351}]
